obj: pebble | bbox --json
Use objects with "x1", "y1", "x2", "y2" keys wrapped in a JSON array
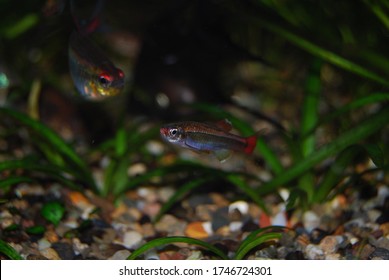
[
  {"x1": 72, "y1": 238, "x2": 89, "y2": 257},
  {"x1": 185, "y1": 221, "x2": 209, "y2": 239},
  {"x1": 228, "y1": 201, "x2": 249, "y2": 215},
  {"x1": 137, "y1": 187, "x2": 158, "y2": 203},
  {"x1": 271, "y1": 210, "x2": 287, "y2": 227},
  {"x1": 211, "y1": 207, "x2": 229, "y2": 231},
  {"x1": 123, "y1": 231, "x2": 143, "y2": 249},
  {"x1": 303, "y1": 211, "x2": 320, "y2": 233},
  {"x1": 154, "y1": 214, "x2": 186, "y2": 235},
  {"x1": 52, "y1": 242, "x2": 75, "y2": 260},
  {"x1": 38, "y1": 238, "x2": 51, "y2": 250},
  {"x1": 325, "y1": 253, "x2": 341, "y2": 260},
  {"x1": 305, "y1": 244, "x2": 324, "y2": 260},
  {"x1": 229, "y1": 221, "x2": 243, "y2": 232},
  {"x1": 40, "y1": 247, "x2": 61, "y2": 260},
  {"x1": 127, "y1": 163, "x2": 147, "y2": 177},
  {"x1": 195, "y1": 205, "x2": 215, "y2": 221},
  {"x1": 109, "y1": 249, "x2": 131, "y2": 260},
  {"x1": 145, "y1": 140, "x2": 164, "y2": 156},
  {"x1": 187, "y1": 250, "x2": 203, "y2": 260},
  {"x1": 380, "y1": 222, "x2": 389, "y2": 235},
  {"x1": 319, "y1": 235, "x2": 343, "y2": 254},
  {"x1": 142, "y1": 202, "x2": 161, "y2": 218},
  {"x1": 376, "y1": 236, "x2": 389, "y2": 250},
  {"x1": 157, "y1": 187, "x2": 175, "y2": 203},
  {"x1": 369, "y1": 247, "x2": 389, "y2": 260}
]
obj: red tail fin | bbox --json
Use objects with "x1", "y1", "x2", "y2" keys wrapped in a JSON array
[{"x1": 244, "y1": 135, "x2": 257, "y2": 154}]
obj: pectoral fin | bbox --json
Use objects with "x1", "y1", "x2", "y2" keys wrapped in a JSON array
[{"x1": 214, "y1": 149, "x2": 232, "y2": 162}]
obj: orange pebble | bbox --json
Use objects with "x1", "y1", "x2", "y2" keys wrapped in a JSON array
[
  {"x1": 185, "y1": 221, "x2": 209, "y2": 239},
  {"x1": 68, "y1": 191, "x2": 89, "y2": 205}
]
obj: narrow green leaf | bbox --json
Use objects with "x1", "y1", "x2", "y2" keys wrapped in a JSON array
[
  {"x1": 0, "y1": 158, "x2": 83, "y2": 191},
  {"x1": 364, "y1": 143, "x2": 386, "y2": 168},
  {"x1": 0, "y1": 176, "x2": 35, "y2": 189},
  {"x1": 0, "y1": 107, "x2": 96, "y2": 190},
  {"x1": 0, "y1": 239, "x2": 23, "y2": 260},
  {"x1": 127, "y1": 236, "x2": 229, "y2": 260},
  {"x1": 313, "y1": 145, "x2": 362, "y2": 203},
  {"x1": 234, "y1": 230, "x2": 283, "y2": 260},
  {"x1": 2, "y1": 14, "x2": 38, "y2": 39},
  {"x1": 115, "y1": 127, "x2": 127, "y2": 157},
  {"x1": 238, "y1": 10, "x2": 389, "y2": 86},
  {"x1": 258, "y1": 106, "x2": 389, "y2": 195},
  {"x1": 301, "y1": 60, "x2": 322, "y2": 156}
]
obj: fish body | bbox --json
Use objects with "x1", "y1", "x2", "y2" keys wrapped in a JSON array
[
  {"x1": 68, "y1": 31, "x2": 124, "y2": 99},
  {"x1": 160, "y1": 120, "x2": 257, "y2": 161}
]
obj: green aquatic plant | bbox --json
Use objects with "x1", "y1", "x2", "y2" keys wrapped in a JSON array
[{"x1": 127, "y1": 226, "x2": 284, "y2": 260}]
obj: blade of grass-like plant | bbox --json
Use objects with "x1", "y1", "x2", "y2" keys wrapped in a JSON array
[
  {"x1": 301, "y1": 60, "x2": 321, "y2": 156},
  {"x1": 0, "y1": 158, "x2": 83, "y2": 191},
  {"x1": 127, "y1": 236, "x2": 229, "y2": 260},
  {"x1": 0, "y1": 239, "x2": 23, "y2": 260},
  {"x1": 314, "y1": 143, "x2": 387, "y2": 203},
  {"x1": 0, "y1": 176, "x2": 35, "y2": 189},
  {"x1": 258, "y1": 106, "x2": 389, "y2": 195},
  {"x1": 363, "y1": 0, "x2": 389, "y2": 31},
  {"x1": 234, "y1": 232, "x2": 282, "y2": 260},
  {"x1": 235, "y1": 7, "x2": 389, "y2": 87},
  {"x1": 192, "y1": 103, "x2": 284, "y2": 175},
  {"x1": 154, "y1": 177, "x2": 211, "y2": 222},
  {"x1": 0, "y1": 107, "x2": 96, "y2": 191},
  {"x1": 305, "y1": 92, "x2": 389, "y2": 138},
  {"x1": 313, "y1": 145, "x2": 362, "y2": 203},
  {"x1": 297, "y1": 59, "x2": 322, "y2": 204},
  {"x1": 235, "y1": 226, "x2": 284, "y2": 256}
]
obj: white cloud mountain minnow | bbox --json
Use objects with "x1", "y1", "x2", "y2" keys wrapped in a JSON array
[
  {"x1": 68, "y1": 31, "x2": 125, "y2": 99},
  {"x1": 68, "y1": 0, "x2": 124, "y2": 100},
  {"x1": 160, "y1": 119, "x2": 257, "y2": 161}
]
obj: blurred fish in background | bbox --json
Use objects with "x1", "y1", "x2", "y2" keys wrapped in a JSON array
[{"x1": 68, "y1": 0, "x2": 125, "y2": 100}]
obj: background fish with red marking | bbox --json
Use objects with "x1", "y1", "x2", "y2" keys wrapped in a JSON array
[
  {"x1": 68, "y1": 0, "x2": 125, "y2": 100},
  {"x1": 160, "y1": 119, "x2": 257, "y2": 162}
]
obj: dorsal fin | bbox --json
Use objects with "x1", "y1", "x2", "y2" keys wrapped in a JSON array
[{"x1": 214, "y1": 119, "x2": 233, "y2": 132}]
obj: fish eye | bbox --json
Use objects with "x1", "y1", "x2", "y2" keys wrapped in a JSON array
[
  {"x1": 170, "y1": 128, "x2": 178, "y2": 136},
  {"x1": 98, "y1": 72, "x2": 113, "y2": 87}
]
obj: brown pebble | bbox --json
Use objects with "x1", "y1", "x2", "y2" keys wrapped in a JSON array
[
  {"x1": 319, "y1": 235, "x2": 341, "y2": 254},
  {"x1": 185, "y1": 222, "x2": 209, "y2": 239},
  {"x1": 380, "y1": 222, "x2": 389, "y2": 236}
]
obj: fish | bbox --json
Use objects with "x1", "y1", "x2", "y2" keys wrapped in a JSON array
[
  {"x1": 160, "y1": 119, "x2": 257, "y2": 161},
  {"x1": 68, "y1": 31, "x2": 125, "y2": 99},
  {"x1": 68, "y1": 0, "x2": 124, "y2": 100}
]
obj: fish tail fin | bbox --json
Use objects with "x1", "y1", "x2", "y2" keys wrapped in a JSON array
[{"x1": 244, "y1": 135, "x2": 257, "y2": 154}]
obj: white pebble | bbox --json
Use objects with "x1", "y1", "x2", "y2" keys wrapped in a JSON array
[
  {"x1": 123, "y1": 231, "x2": 143, "y2": 249},
  {"x1": 303, "y1": 211, "x2": 320, "y2": 233},
  {"x1": 229, "y1": 221, "x2": 243, "y2": 232},
  {"x1": 109, "y1": 250, "x2": 131, "y2": 260},
  {"x1": 202, "y1": 221, "x2": 214, "y2": 235},
  {"x1": 305, "y1": 244, "x2": 324, "y2": 260},
  {"x1": 228, "y1": 200, "x2": 249, "y2": 215}
]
